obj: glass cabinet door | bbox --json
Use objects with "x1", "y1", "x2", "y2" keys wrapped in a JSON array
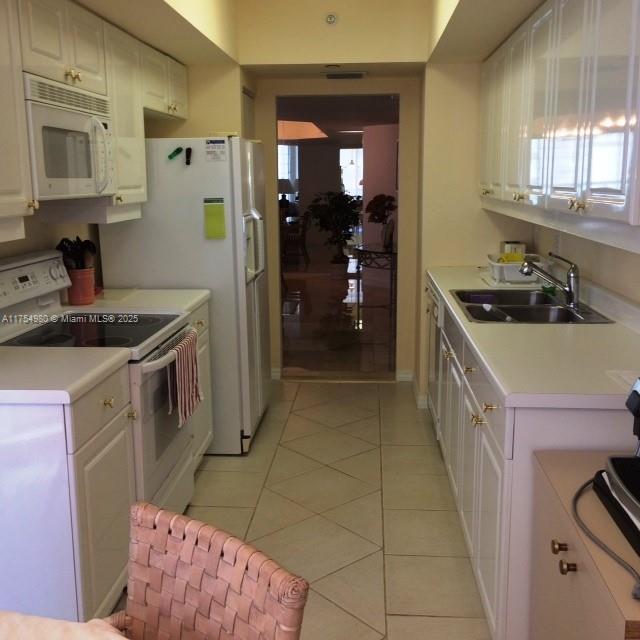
[
  {"x1": 548, "y1": 0, "x2": 591, "y2": 212},
  {"x1": 582, "y1": 0, "x2": 640, "y2": 223}
]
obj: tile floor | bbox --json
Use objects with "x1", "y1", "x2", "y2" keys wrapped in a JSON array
[
  {"x1": 282, "y1": 255, "x2": 396, "y2": 379},
  {"x1": 189, "y1": 381, "x2": 490, "y2": 639}
]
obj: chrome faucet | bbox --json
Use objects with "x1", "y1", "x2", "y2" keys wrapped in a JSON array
[{"x1": 520, "y1": 252, "x2": 580, "y2": 309}]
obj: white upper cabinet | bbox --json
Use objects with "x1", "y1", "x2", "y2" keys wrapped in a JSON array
[
  {"x1": 481, "y1": 0, "x2": 640, "y2": 226},
  {"x1": 18, "y1": 0, "x2": 106, "y2": 94},
  {"x1": 547, "y1": 0, "x2": 591, "y2": 212},
  {"x1": 105, "y1": 24, "x2": 146, "y2": 206},
  {"x1": 140, "y1": 43, "x2": 168, "y2": 113},
  {"x1": 167, "y1": 57, "x2": 188, "y2": 119},
  {"x1": 525, "y1": 3, "x2": 555, "y2": 207},
  {"x1": 581, "y1": 0, "x2": 640, "y2": 222},
  {"x1": 503, "y1": 24, "x2": 530, "y2": 203},
  {"x1": 0, "y1": 0, "x2": 35, "y2": 222},
  {"x1": 488, "y1": 48, "x2": 509, "y2": 200},
  {"x1": 141, "y1": 42, "x2": 188, "y2": 119}
]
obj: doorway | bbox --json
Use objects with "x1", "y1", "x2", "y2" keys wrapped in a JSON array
[{"x1": 277, "y1": 94, "x2": 400, "y2": 380}]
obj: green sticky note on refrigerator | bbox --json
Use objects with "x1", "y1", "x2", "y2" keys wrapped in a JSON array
[{"x1": 204, "y1": 198, "x2": 226, "y2": 239}]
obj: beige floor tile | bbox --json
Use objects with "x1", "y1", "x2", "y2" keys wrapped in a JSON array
[
  {"x1": 265, "y1": 446, "x2": 322, "y2": 486},
  {"x1": 381, "y1": 445, "x2": 445, "y2": 475},
  {"x1": 313, "y1": 552, "x2": 385, "y2": 634},
  {"x1": 293, "y1": 384, "x2": 354, "y2": 411},
  {"x1": 383, "y1": 509, "x2": 468, "y2": 556},
  {"x1": 281, "y1": 414, "x2": 330, "y2": 442},
  {"x1": 338, "y1": 416, "x2": 381, "y2": 444},
  {"x1": 185, "y1": 506, "x2": 253, "y2": 539},
  {"x1": 271, "y1": 381, "x2": 300, "y2": 402},
  {"x1": 323, "y1": 492, "x2": 383, "y2": 546},
  {"x1": 191, "y1": 470, "x2": 264, "y2": 507},
  {"x1": 198, "y1": 447, "x2": 273, "y2": 474},
  {"x1": 301, "y1": 591, "x2": 383, "y2": 640},
  {"x1": 380, "y1": 405, "x2": 430, "y2": 423},
  {"x1": 382, "y1": 473, "x2": 455, "y2": 510},
  {"x1": 246, "y1": 489, "x2": 314, "y2": 540},
  {"x1": 252, "y1": 516, "x2": 378, "y2": 583},
  {"x1": 385, "y1": 555, "x2": 484, "y2": 617},
  {"x1": 386, "y1": 616, "x2": 490, "y2": 640},
  {"x1": 294, "y1": 402, "x2": 377, "y2": 429},
  {"x1": 283, "y1": 430, "x2": 376, "y2": 465},
  {"x1": 269, "y1": 467, "x2": 377, "y2": 513},
  {"x1": 380, "y1": 420, "x2": 437, "y2": 445},
  {"x1": 264, "y1": 399, "x2": 294, "y2": 421},
  {"x1": 330, "y1": 448, "x2": 381, "y2": 486}
]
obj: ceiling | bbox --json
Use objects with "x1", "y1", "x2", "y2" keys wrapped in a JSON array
[
  {"x1": 430, "y1": 0, "x2": 544, "y2": 62},
  {"x1": 277, "y1": 95, "x2": 400, "y2": 146}
]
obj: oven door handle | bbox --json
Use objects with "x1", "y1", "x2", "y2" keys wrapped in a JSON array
[{"x1": 140, "y1": 350, "x2": 177, "y2": 374}]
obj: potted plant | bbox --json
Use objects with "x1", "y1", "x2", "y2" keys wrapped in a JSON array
[
  {"x1": 365, "y1": 193, "x2": 397, "y2": 249},
  {"x1": 56, "y1": 237, "x2": 97, "y2": 305},
  {"x1": 307, "y1": 191, "x2": 362, "y2": 263}
]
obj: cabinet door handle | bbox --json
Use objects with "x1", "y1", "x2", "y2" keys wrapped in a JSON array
[
  {"x1": 551, "y1": 539, "x2": 568, "y2": 555},
  {"x1": 464, "y1": 366, "x2": 476, "y2": 374},
  {"x1": 444, "y1": 351, "x2": 454, "y2": 360},
  {"x1": 127, "y1": 409, "x2": 138, "y2": 420},
  {"x1": 575, "y1": 200, "x2": 586, "y2": 212},
  {"x1": 512, "y1": 192, "x2": 526, "y2": 202},
  {"x1": 195, "y1": 320, "x2": 205, "y2": 329},
  {"x1": 568, "y1": 198, "x2": 576, "y2": 210},
  {"x1": 103, "y1": 397, "x2": 115, "y2": 408},
  {"x1": 115, "y1": 195, "x2": 124, "y2": 203},
  {"x1": 471, "y1": 414, "x2": 486, "y2": 427},
  {"x1": 64, "y1": 68, "x2": 75, "y2": 79},
  {"x1": 482, "y1": 402, "x2": 497, "y2": 412},
  {"x1": 27, "y1": 199, "x2": 39, "y2": 210},
  {"x1": 73, "y1": 70, "x2": 82, "y2": 81},
  {"x1": 559, "y1": 560, "x2": 577, "y2": 575}
]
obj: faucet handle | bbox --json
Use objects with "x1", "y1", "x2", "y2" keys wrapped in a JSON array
[{"x1": 548, "y1": 252, "x2": 577, "y2": 270}]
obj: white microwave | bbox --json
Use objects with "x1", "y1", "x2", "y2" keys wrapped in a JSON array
[{"x1": 24, "y1": 73, "x2": 116, "y2": 201}]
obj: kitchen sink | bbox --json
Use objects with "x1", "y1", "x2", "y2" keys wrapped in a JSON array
[
  {"x1": 452, "y1": 289, "x2": 556, "y2": 306},
  {"x1": 454, "y1": 299, "x2": 612, "y2": 324}
]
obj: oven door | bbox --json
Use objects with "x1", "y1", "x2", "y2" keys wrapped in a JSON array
[
  {"x1": 26, "y1": 101, "x2": 115, "y2": 200},
  {"x1": 129, "y1": 336, "x2": 194, "y2": 503}
]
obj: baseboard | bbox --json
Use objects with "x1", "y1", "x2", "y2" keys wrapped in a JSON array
[
  {"x1": 271, "y1": 368, "x2": 281, "y2": 380},
  {"x1": 395, "y1": 370, "x2": 414, "y2": 382}
]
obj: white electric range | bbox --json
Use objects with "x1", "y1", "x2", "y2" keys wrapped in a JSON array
[{"x1": 0, "y1": 250, "x2": 199, "y2": 510}]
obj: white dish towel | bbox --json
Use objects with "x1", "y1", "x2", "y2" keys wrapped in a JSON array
[{"x1": 168, "y1": 328, "x2": 203, "y2": 427}]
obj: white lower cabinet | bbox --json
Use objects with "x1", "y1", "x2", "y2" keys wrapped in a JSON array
[
  {"x1": 69, "y1": 404, "x2": 135, "y2": 619},
  {"x1": 0, "y1": 364, "x2": 135, "y2": 621},
  {"x1": 428, "y1": 277, "x2": 635, "y2": 640}
]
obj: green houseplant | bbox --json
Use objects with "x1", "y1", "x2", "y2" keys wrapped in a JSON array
[
  {"x1": 307, "y1": 191, "x2": 362, "y2": 263},
  {"x1": 365, "y1": 193, "x2": 397, "y2": 225}
]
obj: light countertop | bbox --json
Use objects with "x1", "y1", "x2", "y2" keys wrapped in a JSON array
[
  {"x1": 0, "y1": 288, "x2": 210, "y2": 405},
  {"x1": 428, "y1": 266, "x2": 640, "y2": 410}
]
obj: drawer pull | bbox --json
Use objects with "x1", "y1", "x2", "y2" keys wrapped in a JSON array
[
  {"x1": 482, "y1": 402, "x2": 498, "y2": 412},
  {"x1": 103, "y1": 397, "x2": 115, "y2": 408},
  {"x1": 464, "y1": 367, "x2": 476, "y2": 374},
  {"x1": 444, "y1": 351, "x2": 454, "y2": 361},
  {"x1": 551, "y1": 539, "x2": 568, "y2": 555},
  {"x1": 559, "y1": 560, "x2": 577, "y2": 575},
  {"x1": 195, "y1": 320, "x2": 205, "y2": 329},
  {"x1": 127, "y1": 409, "x2": 138, "y2": 421},
  {"x1": 471, "y1": 414, "x2": 487, "y2": 427}
]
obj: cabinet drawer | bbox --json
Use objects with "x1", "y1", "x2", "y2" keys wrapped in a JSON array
[
  {"x1": 65, "y1": 366, "x2": 130, "y2": 453},
  {"x1": 531, "y1": 464, "x2": 623, "y2": 640},
  {"x1": 189, "y1": 302, "x2": 209, "y2": 335},
  {"x1": 443, "y1": 308, "x2": 463, "y2": 363},
  {"x1": 462, "y1": 345, "x2": 509, "y2": 456}
]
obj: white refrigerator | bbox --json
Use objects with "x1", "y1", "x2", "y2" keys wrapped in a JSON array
[{"x1": 100, "y1": 137, "x2": 271, "y2": 454}]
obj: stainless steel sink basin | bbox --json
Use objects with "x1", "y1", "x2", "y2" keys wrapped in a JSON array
[
  {"x1": 458, "y1": 302, "x2": 612, "y2": 324},
  {"x1": 452, "y1": 289, "x2": 556, "y2": 306}
]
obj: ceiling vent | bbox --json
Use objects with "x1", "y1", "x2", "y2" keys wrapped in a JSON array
[{"x1": 325, "y1": 71, "x2": 367, "y2": 80}]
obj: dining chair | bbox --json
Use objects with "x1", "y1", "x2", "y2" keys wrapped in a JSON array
[{"x1": 104, "y1": 502, "x2": 309, "y2": 640}]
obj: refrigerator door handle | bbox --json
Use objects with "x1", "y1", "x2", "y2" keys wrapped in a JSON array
[{"x1": 250, "y1": 209, "x2": 266, "y2": 277}]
